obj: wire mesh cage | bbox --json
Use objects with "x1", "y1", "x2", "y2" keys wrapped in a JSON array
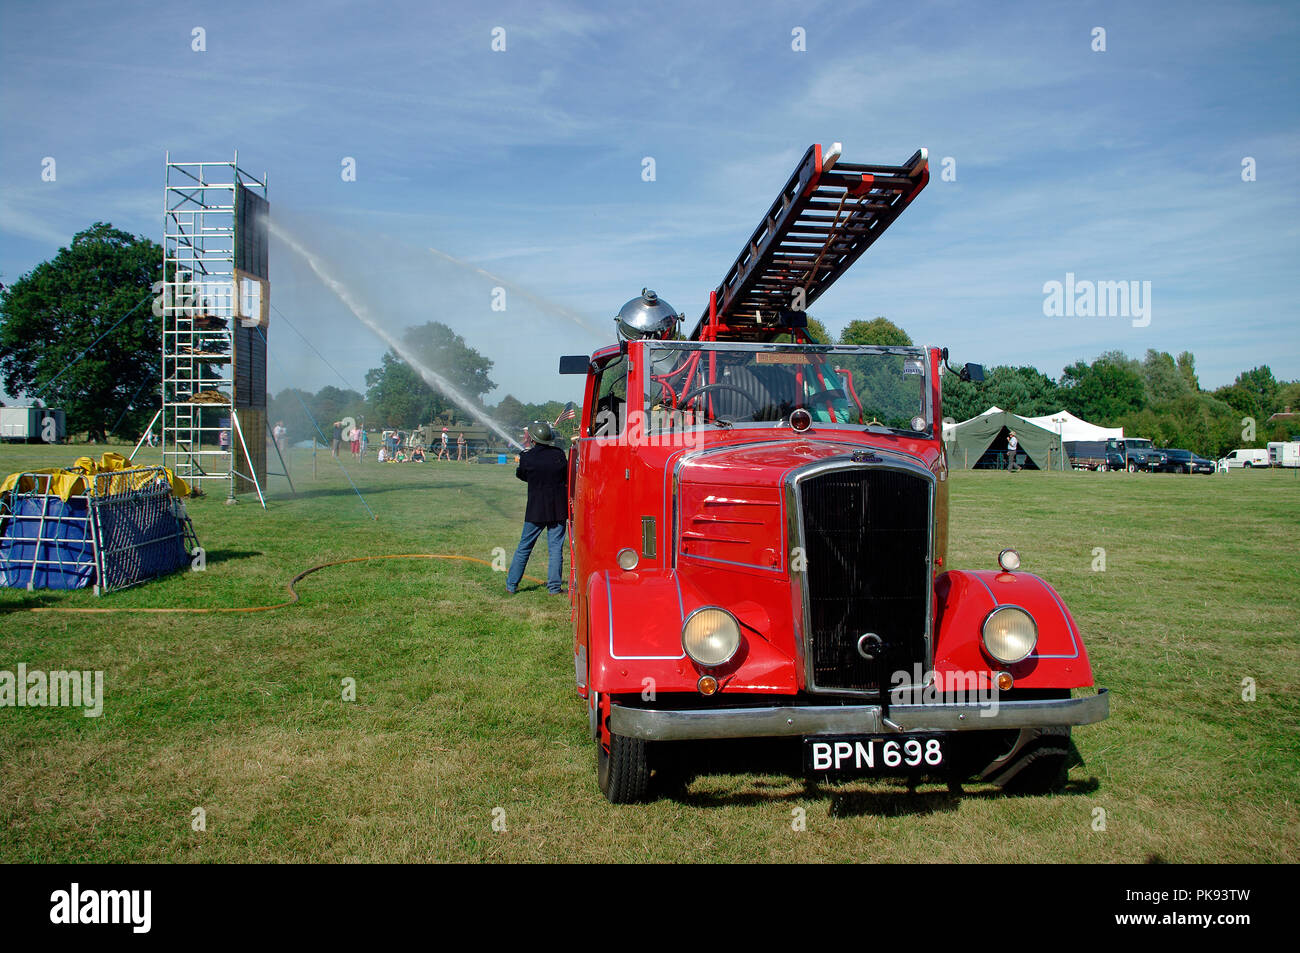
[{"x1": 0, "y1": 466, "x2": 200, "y2": 595}]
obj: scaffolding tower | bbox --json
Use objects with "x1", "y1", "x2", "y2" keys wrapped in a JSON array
[{"x1": 160, "y1": 153, "x2": 271, "y2": 503}]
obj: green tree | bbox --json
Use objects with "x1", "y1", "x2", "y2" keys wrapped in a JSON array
[
  {"x1": 804, "y1": 316, "x2": 832, "y2": 344},
  {"x1": 1141, "y1": 349, "x2": 1192, "y2": 404},
  {"x1": 524, "y1": 400, "x2": 567, "y2": 426},
  {"x1": 363, "y1": 322, "x2": 495, "y2": 428},
  {"x1": 1117, "y1": 391, "x2": 1238, "y2": 458},
  {"x1": 1260, "y1": 380, "x2": 1300, "y2": 442},
  {"x1": 268, "y1": 388, "x2": 317, "y2": 445},
  {"x1": 839, "y1": 317, "x2": 913, "y2": 346},
  {"x1": 1176, "y1": 351, "x2": 1200, "y2": 392},
  {"x1": 311, "y1": 385, "x2": 365, "y2": 428},
  {"x1": 1212, "y1": 383, "x2": 1259, "y2": 421},
  {"x1": 365, "y1": 352, "x2": 440, "y2": 428},
  {"x1": 978, "y1": 365, "x2": 1062, "y2": 417},
  {"x1": 1277, "y1": 380, "x2": 1300, "y2": 413},
  {"x1": 938, "y1": 365, "x2": 1060, "y2": 424},
  {"x1": 1232, "y1": 366, "x2": 1281, "y2": 420},
  {"x1": 771, "y1": 314, "x2": 830, "y2": 343},
  {"x1": 493, "y1": 395, "x2": 529, "y2": 429},
  {"x1": 0, "y1": 223, "x2": 163, "y2": 441},
  {"x1": 940, "y1": 369, "x2": 984, "y2": 423},
  {"x1": 1059, "y1": 351, "x2": 1145, "y2": 423}
]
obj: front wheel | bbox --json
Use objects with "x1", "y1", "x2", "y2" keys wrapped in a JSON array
[
  {"x1": 597, "y1": 717, "x2": 649, "y2": 803},
  {"x1": 1127, "y1": 461, "x2": 1139, "y2": 473},
  {"x1": 988, "y1": 727, "x2": 1074, "y2": 794}
]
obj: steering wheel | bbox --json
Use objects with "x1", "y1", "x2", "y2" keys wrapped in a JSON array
[{"x1": 679, "y1": 383, "x2": 763, "y2": 422}]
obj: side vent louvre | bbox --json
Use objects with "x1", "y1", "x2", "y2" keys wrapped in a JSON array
[{"x1": 641, "y1": 516, "x2": 656, "y2": 558}]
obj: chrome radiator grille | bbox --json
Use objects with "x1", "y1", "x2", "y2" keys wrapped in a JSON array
[{"x1": 797, "y1": 466, "x2": 931, "y2": 693}]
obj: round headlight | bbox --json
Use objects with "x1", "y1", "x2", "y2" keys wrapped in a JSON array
[
  {"x1": 981, "y1": 606, "x2": 1037, "y2": 664},
  {"x1": 998, "y1": 548, "x2": 1021, "y2": 572},
  {"x1": 616, "y1": 548, "x2": 639, "y2": 571},
  {"x1": 682, "y1": 606, "x2": 741, "y2": 667}
]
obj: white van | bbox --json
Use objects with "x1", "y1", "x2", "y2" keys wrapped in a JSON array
[
  {"x1": 1220, "y1": 448, "x2": 1271, "y2": 469},
  {"x1": 1267, "y1": 442, "x2": 1300, "y2": 468}
]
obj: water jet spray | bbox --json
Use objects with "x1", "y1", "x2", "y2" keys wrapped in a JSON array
[{"x1": 270, "y1": 221, "x2": 524, "y2": 450}]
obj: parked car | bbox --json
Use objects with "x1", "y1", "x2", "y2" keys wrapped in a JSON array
[
  {"x1": 1219, "y1": 448, "x2": 1270, "y2": 469},
  {"x1": 1104, "y1": 437, "x2": 1165, "y2": 472},
  {"x1": 560, "y1": 143, "x2": 1108, "y2": 804},
  {"x1": 1159, "y1": 449, "x2": 1214, "y2": 474}
]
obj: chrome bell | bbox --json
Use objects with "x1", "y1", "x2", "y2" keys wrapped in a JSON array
[{"x1": 615, "y1": 289, "x2": 681, "y2": 340}]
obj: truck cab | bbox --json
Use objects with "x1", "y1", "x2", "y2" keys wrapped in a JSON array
[{"x1": 560, "y1": 144, "x2": 1108, "y2": 802}]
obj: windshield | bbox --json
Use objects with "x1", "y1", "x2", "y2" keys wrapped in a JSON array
[{"x1": 641, "y1": 342, "x2": 929, "y2": 434}]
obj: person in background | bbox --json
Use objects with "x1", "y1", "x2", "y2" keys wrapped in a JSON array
[
  {"x1": 1006, "y1": 430, "x2": 1020, "y2": 472},
  {"x1": 331, "y1": 421, "x2": 343, "y2": 459},
  {"x1": 457, "y1": 431, "x2": 467, "y2": 462},
  {"x1": 412, "y1": 446, "x2": 426, "y2": 462},
  {"x1": 506, "y1": 421, "x2": 568, "y2": 595},
  {"x1": 219, "y1": 427, "x2": 230, "y2": 454},
  {"x1": 273, "y1": 420, "x2": 287, "y2": 455},
  {"x1": 437, "y1": 426, "x2": 451, "y2": 461},
  {"x1": 360, "y1": 427, "x2": 369, "y2": 460},
  {"x1": 377, "y1": 445, "x2": 389, "y2": 463},
  {"x1": 350, "y1": 423, "x2": 361, "y2": 459}
]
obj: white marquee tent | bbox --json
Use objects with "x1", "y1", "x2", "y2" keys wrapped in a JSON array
[
  {"x1": 1022, "y1": 410, "x2": 1123, "y2": 442},
  {"x1": 944, "y1": 408, "x2": 1123, "y2": 443}
]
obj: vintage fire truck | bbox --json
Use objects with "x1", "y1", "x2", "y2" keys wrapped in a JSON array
[{"x1": 559, "y1": 144, "x2": 1109, "y2": 802}]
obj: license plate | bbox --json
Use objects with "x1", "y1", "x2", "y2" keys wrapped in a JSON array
[{"x1": 805, "y1": 735, "x2": 945, "y2": 774}]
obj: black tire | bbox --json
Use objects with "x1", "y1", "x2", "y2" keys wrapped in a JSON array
[
  {"x1": 1182, "y1": 464, "x2": 1191, "y2": 474},
  {"x1": 597, "y1": 730, "x2": 649, "y2": 803},
  {"x1": 1244, "y1": 462, "x2": 1253, "y2": 469},
  {"x1": 987, "y1": 727, "x2": 1073, "y2": 795},
  {"x1": 1127, "y1": 461, "x2": 1139, "y2": 473}
]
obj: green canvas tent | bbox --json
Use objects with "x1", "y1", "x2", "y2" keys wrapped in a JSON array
[{"x1": 942, "y1": 407, "x2": 1069, "y2": 470}]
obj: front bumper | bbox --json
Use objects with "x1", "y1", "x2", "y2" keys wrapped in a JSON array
[{"x1": 611, "y1": 688, "x2": 1109, "y2": 742}]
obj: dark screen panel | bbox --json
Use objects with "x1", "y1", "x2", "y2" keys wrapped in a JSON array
[
  {"x1": 233, "y1": 324, "x2": 267, "y2": 409},
  {"x1": 234, "y1": 184, "x2": 269, "y2": 280}
]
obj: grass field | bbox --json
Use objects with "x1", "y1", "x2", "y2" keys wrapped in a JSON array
[{"x1": 1, "y1": 441, "x2": 1297, "y2": 863}]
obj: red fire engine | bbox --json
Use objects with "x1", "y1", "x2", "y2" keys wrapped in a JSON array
[{"x1": 559, "y1": 143, "x2": 1109, "y2": 802}]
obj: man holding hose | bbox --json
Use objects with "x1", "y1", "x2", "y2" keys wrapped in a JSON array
[{"x1": 505, "y1": 421, "x2": 568, "y2": 595}]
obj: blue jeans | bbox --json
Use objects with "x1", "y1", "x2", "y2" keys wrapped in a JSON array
[{"x1": 506, "y1": 521, "x2": 566, "y2": 593}]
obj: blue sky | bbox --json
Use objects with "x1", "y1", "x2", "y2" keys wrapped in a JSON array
[{"x1": 2, "y1": 0, "x2": 1297, "y2": 406}]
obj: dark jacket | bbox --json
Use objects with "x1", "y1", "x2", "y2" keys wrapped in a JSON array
[{"x1": 516, "y1": 444, "x2": 568, "y2": 525}]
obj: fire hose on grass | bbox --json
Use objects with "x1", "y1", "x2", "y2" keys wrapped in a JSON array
[{"x1": 24, "y1": 554, "x2": 545, "y2": 614}]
